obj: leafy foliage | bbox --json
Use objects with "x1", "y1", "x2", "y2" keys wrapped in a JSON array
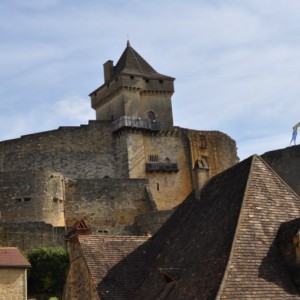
[{"x1": 26, "y1": 248, "x2": 69, "y2": 297}]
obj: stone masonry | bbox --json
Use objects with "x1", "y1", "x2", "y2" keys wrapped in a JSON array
[{"x1": 0, "y1": 42, "x2": 238, "y2": 249}]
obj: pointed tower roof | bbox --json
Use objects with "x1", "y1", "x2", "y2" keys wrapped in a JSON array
[{"x1": 113, "y1": 41, "x2": 174, "y2": 80}]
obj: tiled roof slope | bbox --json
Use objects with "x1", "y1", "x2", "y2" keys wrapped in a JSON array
[
  {"x1": 78, "y1": 235, "x2": 149, "y2": 300},
  {"x1": 135, "y1": 156, "x2": 253, "y2": 299},
  {"x1": 218, "y1": 155, "x2": 300, "y2": 299},
  {"x1": 134, "y1": 155, "x2": 300, "y2": 299},
  {"x1": 113, "y1": 42, "x2": 174, "y2": 80},
  {"x1": 0, "y1": 247, "x2": 30, "y2": 268}
]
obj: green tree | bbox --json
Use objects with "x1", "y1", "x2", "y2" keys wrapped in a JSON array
[{"x1": 26, "y1": 248, "x2": 69, "y2": 298}]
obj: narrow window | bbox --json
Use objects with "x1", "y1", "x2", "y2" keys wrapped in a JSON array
[
  {"x1": 148, "y1": 111, "x2": 156, "y2": 120},
  {"x1": 53, "y1": 197, "x2": 62, "y2": 203},
  {"x1": 157, "y1": 182, "x2": 160, "y2": 191},
  {"x1": 16, "y1": 197, "x2": 31, "y2": 202},
  {"x1": 149, "y1": 154, "x2": 159, "y2": 162},
  {"x1": 199, "y1": 135, "x2": 207, "y2": 149}
]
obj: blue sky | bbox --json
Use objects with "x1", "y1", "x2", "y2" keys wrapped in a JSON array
[{"x1": 1, "y1": 0, "x2": 300, "y2": 160}]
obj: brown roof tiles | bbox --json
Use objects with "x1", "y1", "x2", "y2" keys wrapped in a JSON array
[
  {"x1": 134, "y1": 155, "x2": 300, "y2": 299},
  {"x1": 78, "y1": 235, "x2": 149, "y2": 299},
  {"x1": 73, "y1": 155, "x2": 300, "y2": 299},
  {"x1": 0, "y1": 247, "x2": 30, "y2": 268},
  {"x1": 113, "y1": 42, "x2": 174, "y2": 80}
]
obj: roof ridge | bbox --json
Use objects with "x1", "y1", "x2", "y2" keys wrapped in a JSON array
[
  {"x1": 217, "y1": 154, "x2": 300, "y2": 298},
  {"x1": 216, "y1": 155, "x2": 255, "y2": 298},
  {"x1": 128, "y1": 45, "x2": 144, "y2": 74},
  {"x1": 255, "y1": 155, "x2": 300, "y2": 200}
]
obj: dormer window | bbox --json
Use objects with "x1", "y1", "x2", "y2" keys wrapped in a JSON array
[{"x1": 130, "y1": 75, "x2": 134, "y2": 80}]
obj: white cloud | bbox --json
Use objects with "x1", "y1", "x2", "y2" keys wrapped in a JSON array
[
  {"x1": 55, "y1": 94, "x2": 94, "y2": 122},
  {"x1": 1, "y1": 0, "x2": 300, "y2": 162}
]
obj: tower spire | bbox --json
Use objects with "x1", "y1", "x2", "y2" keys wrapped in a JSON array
[{"x1": 127, "y1": 34, "x2": 130, "y2": 47}]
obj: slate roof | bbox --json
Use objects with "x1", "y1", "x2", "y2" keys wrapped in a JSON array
[
  {"x1": 72, "y1": 155, "x2": 300, "y2": 299},
  {"x1": 0, "y1": 247, "x2": 31, "y2": 268},
  {"x1": 133, "y1": 155, "x2": 300, "y2": 299},
  {"x1": 77, "y1": 235, "x2": 149, "y2": 300},
  {"x1": 113, "y1": 41, "x2": 174, "y2": 80}
]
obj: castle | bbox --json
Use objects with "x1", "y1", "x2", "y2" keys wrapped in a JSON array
[{"x1": 0, "y1": 42, "x2": 238, "y2": 249}]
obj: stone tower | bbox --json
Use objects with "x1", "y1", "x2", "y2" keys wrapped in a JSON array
[
  {"x1": 88, "y1": 42, "x2": 239, "y2": 210},
  {"x1": 90, "y1": 41, "x2": 175, "y2": 131}
]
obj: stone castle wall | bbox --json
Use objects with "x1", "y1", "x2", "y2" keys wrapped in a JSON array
[
  {"x1": 65, "y1": 178, "x2": 152, "y2": 235},
  {"x1": 134, "y1": 210, "x2": 174, "y2": 235},
  {"x1": 262, "y1": 146, "x2": 300, "y2": 196},
  {"x1": 0, "y1": 119, "x2": 238, "y2": 239},
  {"x1": 187, "y1": 129, "x2": 239, "y2": 177},
  {"x1": 0, "y1": 119, "x2": 238, "y2": 242},
  {"x1": 0, "y1": 171, "x2": 65, "y2": 226},
  {"x1": 0, "y1": 222, "x2": 66, "y2": 251},
  {"x1": 0, "y1": 121, "x2": 116, "y2": 179},
  {"x1": 115, "y1": 127, "x2": 238, "y2": 210}
]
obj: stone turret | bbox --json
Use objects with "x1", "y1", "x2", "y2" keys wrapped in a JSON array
[{"x1": 90, "y1": 41, "x2": 175, "y2": 131}]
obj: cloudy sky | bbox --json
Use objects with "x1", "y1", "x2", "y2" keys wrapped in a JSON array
[{"x1": 0, "y1": 0, "x2": 299, "y2": 160}]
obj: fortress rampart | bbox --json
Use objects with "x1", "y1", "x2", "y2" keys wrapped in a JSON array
[
  {"x1": 0, "y1": 42, "x2": 239, "y2": 249},
  {"x1": 0, "y1": 121, "x2": 115, "y2": 179}
]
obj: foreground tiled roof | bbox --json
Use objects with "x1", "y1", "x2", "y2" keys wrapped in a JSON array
[
  {"x1": 0, "y1": 247, "x2": 30, "y2": 268},
  {"x1": 133, "y1": 155, "x2": 300, "y2": 299},
  {"x1": 78, "y1": 235, "x2": 149, "y2": 299},
  {"x1": 113, "y1": 41, "x2": 174, "y2": 80}
]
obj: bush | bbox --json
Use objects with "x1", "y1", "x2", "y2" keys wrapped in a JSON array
[{"x1": 26, "y1": 248, "x2": 69, "y2": 298}]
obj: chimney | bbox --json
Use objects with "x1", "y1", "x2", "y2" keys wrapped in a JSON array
[{"x1": 103, "y1": 60, "x2": 114, "y2": 82}]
